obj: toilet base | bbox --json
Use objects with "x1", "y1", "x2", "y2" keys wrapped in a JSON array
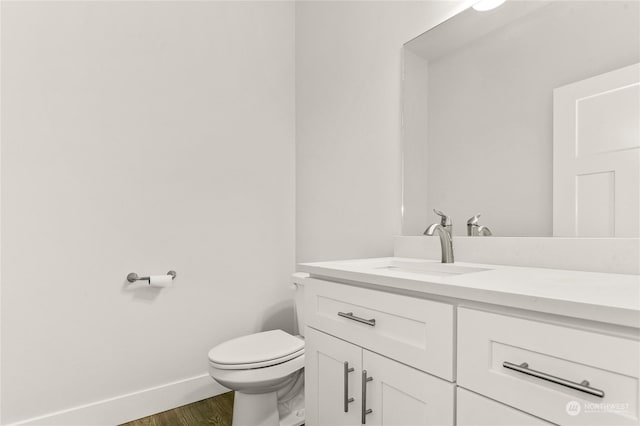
[
  {"x1": 231, "y1": 390, "x2": 305, "y2": 426},
  {"x1": 232, "y1": 391, "x2": 279, "y2": 426},
  {"x1": 278, "y1": 393, "x2": 305, "y2": 426}
]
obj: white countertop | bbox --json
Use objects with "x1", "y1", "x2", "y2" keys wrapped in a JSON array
[{"x1": 297, "y1": 257, "x2": 640, "y2": 329}]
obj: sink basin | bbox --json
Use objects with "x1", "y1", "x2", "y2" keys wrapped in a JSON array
[{"x1": 373, "y1": 259, "x2": 490, "y2": 277}]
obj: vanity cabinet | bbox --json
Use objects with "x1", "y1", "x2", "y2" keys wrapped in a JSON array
[
  {"x1": 302, "y1": 272, "x2": 640, "y2": 426},
  {"x1": 305, "y1": 327, "x2": 455, "y2": 426}
]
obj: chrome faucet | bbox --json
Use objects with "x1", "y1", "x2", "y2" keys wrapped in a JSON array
[
  {"x1": 433, "y1": 209, "x2": 452, "y2": 235},
  {"x1": 424, "y1": 209, "x2": 454, "y2": 263},
  {"x1": 477, "y1": 225, "x2": 492, "y2": 236},
  {"x1": 467, "y1": 214, "x2": 493, "y2": 236}
]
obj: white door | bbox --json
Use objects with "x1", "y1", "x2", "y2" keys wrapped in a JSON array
[
  {"x1": 553, "y1": 63, "x2": 640, "y2": 237},
  {"x1": 305, "y1": 327, "x2": 362, "y2": 426},
  {"x1": 362, "y1": 350, "x2": 455, "y2": 426}
]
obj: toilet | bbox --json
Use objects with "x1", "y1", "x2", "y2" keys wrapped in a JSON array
[{"x1": 208, "y1": 274, "x2": 307, "y2": 426}]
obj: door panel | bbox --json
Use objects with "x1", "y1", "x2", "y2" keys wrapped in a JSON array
[
  {"x1": 553, "y1": 62, "x2": 640, "y2": 237},
  {"x1": 305, "y1": 327, "x2": 361, "y2": 426},
  {"x1": 363, "y1": 350, "x2": 454, "y2": 426}
]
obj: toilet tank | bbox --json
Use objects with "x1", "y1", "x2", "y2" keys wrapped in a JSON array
[{"x1": 291, "y1": 273, "x2": 308, "y2": 337}]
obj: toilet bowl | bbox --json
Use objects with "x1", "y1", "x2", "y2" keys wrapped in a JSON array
[
  {"x1": 208, "y1": 274, "x2": 307, "y2": 426},
  {"x1": 209, "y1": 330, "x2": 305, "y2": 426}
]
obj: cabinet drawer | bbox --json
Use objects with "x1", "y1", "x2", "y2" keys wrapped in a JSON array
[
  {"x1": 458, "y1": 308, "x2": 640, "y2": 426},
  {"x1": 305, "y1": 278, "x2": 454, "y2": 380},
  {"x1": 457, "y1": 387, "x2": 553, "y2": 426}
]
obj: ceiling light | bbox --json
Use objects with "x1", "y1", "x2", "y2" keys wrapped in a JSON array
[{"x1": 472, "y1": 0, "x2": 506, "y2": 12}]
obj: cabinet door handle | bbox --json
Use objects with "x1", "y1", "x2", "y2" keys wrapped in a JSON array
[
  {"x1": 338, "y1": 311, "x2": 376, "y2": 327},
  {"x1": 503, "y1": 361, "x2": 605, "y2": 398},
  {"x1": 361, "y1": 370, "x2": 373, "y2": 424},
  {"x1": 344, "y1": 361, "x2": 355, "y2": 412}
]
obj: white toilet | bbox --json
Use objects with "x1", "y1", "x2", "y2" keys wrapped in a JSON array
[{"x1": 208, "y1": 274, "x2": 306, "y2": 426}]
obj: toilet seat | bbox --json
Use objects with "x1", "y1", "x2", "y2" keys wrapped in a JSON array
[
  {"x1": 209, "y1": 352, "x2": 305, "y2": 395},
  {"x1": 208, "y1": 330, "x2": 305, "y2": 370},
  {"x1": 209, "y1": 347, "x2": 304, "y2": 370}
]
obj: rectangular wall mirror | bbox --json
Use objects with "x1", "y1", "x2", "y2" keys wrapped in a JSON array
[{"x1": 401, "y1": 0, "x2": 640, "y2": 237}]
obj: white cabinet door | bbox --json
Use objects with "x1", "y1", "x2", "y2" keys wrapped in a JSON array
[
  {"x1": 306, "y1": 327, "x2": 455, "y2": 426},
  {"x1": 363, "y1": 350, "x2": 455, "y2": 426},
  {"x1": 457, "y1": 387, "x2": 553, "y2": 426},
  {"x1": 553, "y1": 63, "x2": 640, "y2": 237},
  {"x1": 305, "y1": 327, "x2": 362, "y2": 426}
]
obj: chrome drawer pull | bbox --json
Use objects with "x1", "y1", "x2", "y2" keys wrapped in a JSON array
[
  {"x1": 344, "y1": 362, "x2": 355, "y2": 412},
  {"x1": 338, "y1": 311, "x2": 376, "y2": 327},
  {"x1": 503, "y1": 361, "x2": 605, "y2": 398},
  {"x1": 362, "y1": 370, "x2": 373, "y2": 424}
]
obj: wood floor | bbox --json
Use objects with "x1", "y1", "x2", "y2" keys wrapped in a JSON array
[{"x1": 120, "y1": 392, "x2": 234, "y2": 426}]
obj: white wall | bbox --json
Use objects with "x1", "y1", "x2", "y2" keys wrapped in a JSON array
[
  {"x1": 1, "y1": 2, "x2": 294, "y2": 424},
  {"x1": 295, "y1": 0, "x2": 468, "y2": 262}
]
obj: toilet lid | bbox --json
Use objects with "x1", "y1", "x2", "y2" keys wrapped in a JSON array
[{"x1": 208, "y1": 330, "x2": 304, "y2": 368}]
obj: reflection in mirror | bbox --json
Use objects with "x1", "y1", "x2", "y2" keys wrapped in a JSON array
[{"x1": 402, "y1": 1, "x2": 640, "y2": 237}]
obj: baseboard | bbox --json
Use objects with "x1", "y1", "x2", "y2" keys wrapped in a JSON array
[{"x1": 6, "y1": 374, "x2": 228, "y2": 426}]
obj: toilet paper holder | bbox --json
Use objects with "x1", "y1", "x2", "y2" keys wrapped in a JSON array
[{"x1": 127, "y1": 270, "x2": 177, "y2": 283}]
